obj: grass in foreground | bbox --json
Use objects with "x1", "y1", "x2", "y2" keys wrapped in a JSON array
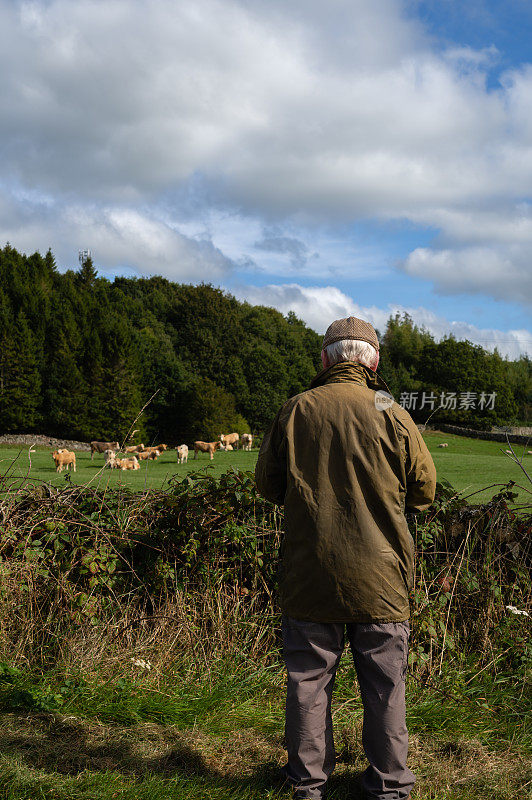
[{"x1": 0, "y1": 653, "x2": 529, "y2": 800}]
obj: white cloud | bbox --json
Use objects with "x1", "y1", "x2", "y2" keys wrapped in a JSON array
[
  {"x1": 0, "y1": 0, "x2": 527, "y2": 212},
  {"x1": 235, "y1": 283, "x2": 532, "y2": 359},
  {"x1": 0, "y1": 189, "x2": 232, "y2": 279},
  {"x1": 0, "y1": 0, "x2": 531, "y2": 298},
  {"x1": 403, "y1": 245, "x2": 532, "y2": 305},
  {"x1": 443, "y1": 44, "x2": 499, "y2": 68}
]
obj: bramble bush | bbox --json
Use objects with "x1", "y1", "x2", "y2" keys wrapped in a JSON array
[{"x1": 0, "y1": 470, "x2": 529, "y2": 685}]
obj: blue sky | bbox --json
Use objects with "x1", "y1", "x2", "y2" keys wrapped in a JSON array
[
  {"x1": 0, "y1": 0, "x2": 530, "y2": 357},
  {"x1": 416, "y1": 0, "x2": 532, "y2": 75}
]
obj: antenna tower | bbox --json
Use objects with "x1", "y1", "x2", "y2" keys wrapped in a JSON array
[{"x1": 78, "y1": 249, "x2": 92, "y2": 265}]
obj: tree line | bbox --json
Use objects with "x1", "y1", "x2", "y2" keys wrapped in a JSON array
[{"x1": 0, "y1": 244, "x2": 529, "y2": 443}]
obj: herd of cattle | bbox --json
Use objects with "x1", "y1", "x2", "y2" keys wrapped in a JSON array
[{"x1": 50, "y1": 431, "x2": 253, "y2": 473}]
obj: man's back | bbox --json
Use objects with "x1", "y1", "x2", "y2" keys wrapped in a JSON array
[{"x1": 255, "y1": 361, "x2": 436, "y2": 622}]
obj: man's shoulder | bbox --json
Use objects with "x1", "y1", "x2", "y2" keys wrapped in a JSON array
[
  {"x1": 390, "y1": 402, "x2": 417, "y2": 432},
  {"x1": 273, "y1": 386, "x2": 327, "y2": 425},
  {"x1": 278, "y1": 388, "x2": 313, "y2": 414}
]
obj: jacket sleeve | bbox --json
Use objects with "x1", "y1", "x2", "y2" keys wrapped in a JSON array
[
  {"x1": 395, "y1": 408, "x2": 437, "y2": 512},
  {"x1": 255, "y1": 408, "x2": 287, "y2": 505}
]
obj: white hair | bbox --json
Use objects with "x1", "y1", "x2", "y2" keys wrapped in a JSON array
[{"x1": 324, "y1": 339, "x2": 378, "y2": 369}]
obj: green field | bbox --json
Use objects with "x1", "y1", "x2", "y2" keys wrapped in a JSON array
[{"x1": 0, "y1": 430, "x2": 530, "y2": 504}]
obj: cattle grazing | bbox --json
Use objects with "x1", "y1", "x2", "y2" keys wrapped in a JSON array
[
  {"x1": 91, "y1": 440, "x2": 120, "y2": 459},
  {"x1": 52, "y1": 449, "x2": 76, "y2": 472},
  {"x1": 194, "y1": 441, "x2": 222, "y2": 460},
  {"x1": 114, "y1": 456, "x2": 140, "y2": 470},
  {"x1": 143, "y1": 445, "x2": 165, "y2": 455},
  {"x1": 438, "y1": 443, "x2": 448, "y2": 448},
  {"x1": 220, "y1": 432, "x2": 239, "y2": 449},
  {"x1": 241, "y1": 433, "x2": 253, "y2": 451},
  {"x1": 125, "y1": 444, "x2": 144, "y2": 453},
  {"x1": 137, "y1": 449, "x2": 160, "y2": 460},
  {"x1": 177, "y1": 444, "x2": 189, "y2": 464}
]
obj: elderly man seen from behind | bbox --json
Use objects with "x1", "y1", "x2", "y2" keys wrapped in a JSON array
[{"x1": 255, "y1": 316, "x2": 436, "y2": 800}]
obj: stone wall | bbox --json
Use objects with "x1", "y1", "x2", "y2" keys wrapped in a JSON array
[
  {"x1": 434, "y1": 424, "x2": 531, "y2": 446},
  {"x1": 492, "y1": 426, "x2": 532, "y2": 437},
  {"x1": 0, "y1": 434, "x2": 90, "y2": 451}
]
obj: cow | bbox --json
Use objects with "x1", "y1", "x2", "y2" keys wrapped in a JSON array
[
  {"x1": 125, "y1": 444, "x2": 144, "y2": 453},
  {"x1": 137, "y1": 449, "x2": 160, "y2": 460},
  {"x1": 220, "y1": 432, "x2": 239, "y2": 450},
  {"x1": 91, "y1": 440, "x2": 120, "y2": 460},
  {"x1": 194, "y1": 441, "x2": 221, "y2": 460},
  {"x1": 115, "y1": 456, "x2": 140, "y2": 471},
  {"x1": 104, "y1": 449, "x2": 117, "y2": 468},
  {"x1": 143, "y1": 445, "x2": 165, "y2": 454},
  {"x1": 177, "y1": 444, "x2": 189, "y2": 464},
  {"x1": 223, "y1": 443, "x2": 234, "y2": 451},
  {"x1": 241, "y1": 433, "x2": 253, "y2": 451},
  {"x1": 438, "y1": 443, "x2": 449, "y2": 448},
  {"x1": 52, "y1": 449, "x2": 76, "y2": 473}
]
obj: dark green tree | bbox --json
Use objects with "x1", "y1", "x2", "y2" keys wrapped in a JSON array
[
  {"x1": 0, "y1": 312, "x2": 41, "y2": 431},
  {"x1": 77, "y1": 255, "x2": 98, "y2": 287}
]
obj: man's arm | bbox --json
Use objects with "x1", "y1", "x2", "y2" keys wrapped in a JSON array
[
  {"x1": 395, "y1": 407, "x2": 437, "y2": 512},
  {"x1": 255, "y1": 409, "x2": 287, "y2": 505}
]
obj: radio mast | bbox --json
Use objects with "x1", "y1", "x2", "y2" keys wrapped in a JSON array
[{"x1": 78, "y1": 249, "x2": 92, "y2": 266}]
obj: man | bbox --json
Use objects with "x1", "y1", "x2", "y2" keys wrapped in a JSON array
[{"x1": 255, "y1": 316, "x2": 436, "y2": 800}]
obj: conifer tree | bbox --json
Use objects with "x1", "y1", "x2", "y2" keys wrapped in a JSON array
[
  {"x1": 44, "y1": 334, "x2": 90, "y2": 439},
  {"x1": 77, "y1": 255, "x2": 98, "y2": 287},
  {"x1": 0, "y1": 311, "x2": 41, "y2": 431}
]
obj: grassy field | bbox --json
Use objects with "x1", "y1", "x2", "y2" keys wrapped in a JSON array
[
  {"x1": 1, "y1": 429, "x2": 530, "y2": 504},
  {"x1": 0, "y1": 658, "x2": 529, "y2": 800}
]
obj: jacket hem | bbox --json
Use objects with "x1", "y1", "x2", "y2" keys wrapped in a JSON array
[{"x1": 281, "y1": 610, "x2": 411, "y2": 624}]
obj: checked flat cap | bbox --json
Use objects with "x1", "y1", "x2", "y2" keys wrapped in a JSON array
[{"x1": 322, "y1": 316, "x2": 379, "y2": 351}]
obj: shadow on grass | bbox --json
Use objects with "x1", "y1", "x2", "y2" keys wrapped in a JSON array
[{"x1": 0, "y1": 712, "x2": 365, "y2": 798}]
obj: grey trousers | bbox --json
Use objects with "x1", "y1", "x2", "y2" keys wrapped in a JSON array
[{"x1": 281, "y1": 617, "x2": 415, "y2": 800}]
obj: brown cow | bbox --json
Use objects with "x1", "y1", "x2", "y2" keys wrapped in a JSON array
[
  {"x1": 52, "y1": 449, "x2": 76, "y2": 472},
  {"x1": 137, "y1": 449, "x2": 160, "y2": 460},
  {"x1": 194, "y1": 441, "x2": 221, "y2": 460},
  {"x1": 114, "y1": 456, "x2": 140, "y2": 471},
  {"x1": 125, "y1": 444, "x2": 144, "y2": 453},
  {"x1": 220, "y1": 432, "x2": 239, "y2": 449},
  {"x1": 91, "y1": 440, "x2": 120, "y2": 459},
  {"x1": 142, "y1": 445, "x2": 166, "y2": 455}
]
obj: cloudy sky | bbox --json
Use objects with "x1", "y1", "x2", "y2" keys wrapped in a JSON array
[{"x1": 1, "y1": 0, "x2": 531, "y2": 357}]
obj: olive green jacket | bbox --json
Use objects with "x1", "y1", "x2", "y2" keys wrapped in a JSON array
[{"x1": 255, "y1": 361, "x2": 437, "y2": 622}]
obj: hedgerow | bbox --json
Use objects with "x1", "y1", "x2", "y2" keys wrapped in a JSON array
[{"x1": 0, "y1": 470, "x2": 529, "y2": 685}]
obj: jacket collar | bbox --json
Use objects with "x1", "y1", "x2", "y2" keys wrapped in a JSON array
[{"x1": 309, "y1": 361, "x2": 390, "y2": 393}]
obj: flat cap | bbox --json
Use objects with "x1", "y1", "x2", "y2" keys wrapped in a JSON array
[{"x1": 322, "y1": 316, "x2": 379, "y2": 351}]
